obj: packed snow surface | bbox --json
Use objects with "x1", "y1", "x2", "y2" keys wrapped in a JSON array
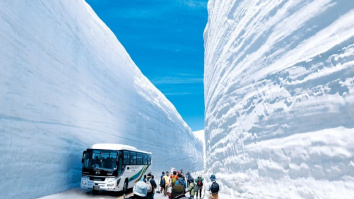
[
  {"x1": 0, "y1": 1, "x2": 202, "y2": 198},
  {"x1": 204, "y1": 0, "x2": 354, "y2": 198}
]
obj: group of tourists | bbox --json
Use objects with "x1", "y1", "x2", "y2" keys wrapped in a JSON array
[
  {"x1": 129, "y1": 172, "x2": 157, "y2": 199},
  {"x1": 128, "y1": 169, "x2": 219, "y2": 199}
]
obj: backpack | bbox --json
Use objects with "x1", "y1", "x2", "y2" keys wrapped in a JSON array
[
  {"x1": 197, "y1": 177, "x2": 203, "y2": 186},
  {"x1": 160, "y1": 178, "x2": 165, "y2": 187},
  {"x1": 210, "y1": 182, "x2": 219, "y2": 193},
  {"x1": 171, "y1": 175, "x2": 177, "y2": 186},
  {"x1": 146, "y1": 180, "x2": 153, "y2": 193},
  {"x1": 175, "y1": 179, "x2": 185, "y2": 188}
]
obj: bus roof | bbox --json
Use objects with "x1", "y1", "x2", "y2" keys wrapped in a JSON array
[{"x1": 89, "y1": 143, "x2": 151, "y2": 154}]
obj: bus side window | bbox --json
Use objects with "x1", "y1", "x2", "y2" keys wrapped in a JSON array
[
  {"x1": 148, "y1": 154, "x2": 151, "y2": 165},
  {"x1": 137, "y1": 153, "x2": 142, "y2": 165},
  {"x1": 143, "y1": 154, "x2": 147, "y2": 165},
  {"x1": 130, "y1": 151, "x2": 137, "y2": 165},
  {"x1": 123, "y1": 151, "x2": 130, "y2": 165},
  {"x1": 117, "y1": 151, "x2": 123, "y2": 175}
]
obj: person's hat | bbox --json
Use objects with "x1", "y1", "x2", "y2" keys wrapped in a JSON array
[
  {"x1": 210, "y1": 174, "x2": 216, "y2": 181},
  {"x1": 172, "y1": 185, "x2": 184, "y2": 198},
  {"x1": 147, "y1": 172, "x2": 152, "y2": 177},
  {"x1": 133, "y1": 181, "x2": 147, "y2": 197}
]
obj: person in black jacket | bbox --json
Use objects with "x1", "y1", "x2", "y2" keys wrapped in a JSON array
[
  {"x1": 159, "y1": 171, "x2": 165, "y2": 193},
  {"x1": 146, "y1": 173, "x2": 157, "y2": 199}
]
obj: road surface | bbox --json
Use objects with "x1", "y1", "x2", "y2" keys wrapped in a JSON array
[{"x1": 38, "y1": 188, "x2": 195, "y2": 199}]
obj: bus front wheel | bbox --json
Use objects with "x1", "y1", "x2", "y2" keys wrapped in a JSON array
[{"x1": 123, "y1": 180, "x2": 128, "y2": 193}]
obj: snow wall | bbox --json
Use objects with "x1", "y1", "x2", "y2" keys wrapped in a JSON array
[
  {"x1": 204, "y1": 0, "x2": 354, "y2": 198},
  {"x1": 0, "y1": 1, "x2": 202, "y2": 198}
]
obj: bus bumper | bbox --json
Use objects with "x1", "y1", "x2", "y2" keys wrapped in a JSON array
[{"x1": 81, "y1": 176, "x2": 122, "y2": 192}]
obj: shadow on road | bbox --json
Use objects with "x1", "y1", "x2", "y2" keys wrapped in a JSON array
[{"x1": 39, "y1": 188, "x2": 133, "y2": 199}]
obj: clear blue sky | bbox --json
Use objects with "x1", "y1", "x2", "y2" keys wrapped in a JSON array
[{"x1": 86, "y1": 0, "x2": 208, "y2": 131}]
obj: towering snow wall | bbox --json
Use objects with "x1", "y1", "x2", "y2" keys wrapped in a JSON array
[
  {"x1": 0, "y1": 1, "x2": 202, "y2": 198},
  {"x1": 204, "y1": 0, "x2": 354, "y2": 198}
]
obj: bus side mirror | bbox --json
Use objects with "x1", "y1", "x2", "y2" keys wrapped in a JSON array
[{"x1": 81, "y1": 158, "x2": 84, "y2": 164}]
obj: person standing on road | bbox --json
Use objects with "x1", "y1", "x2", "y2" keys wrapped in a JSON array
[
  {"x1": 163, "y1": 171, "x2": 171, "y2": 196},
  {"x1": 185, "y1": 178, "x2": 195, "y2": 199},
  {"x1": 171, "y1": 171, "x2": 179, "y2": 187},
  {"x1": 146, "y1": 173, "x2": 157, "y2": 199},
  {"x1": 207, "y1": 174, "x2": 219, "y2": 199},
  {"x1": 194, "y1": 175, "x2": 204, "y2": 199},
  {"x1": 186, "y1": 171, "x2": 192, "y2": 187},
  {"x1": 160, "y1": 171, "x2": 165, "y2": 193}
]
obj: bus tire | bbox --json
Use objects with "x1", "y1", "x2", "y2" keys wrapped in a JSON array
[{"x1": 123, "y1": 180, "x2": 128, "y2": 193}]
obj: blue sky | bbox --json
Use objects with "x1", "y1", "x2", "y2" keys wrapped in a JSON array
[{"x1": 86, "y1": 0, "x2": 208, "y2": 131}]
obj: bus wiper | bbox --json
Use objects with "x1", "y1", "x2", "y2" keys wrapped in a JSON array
[{"x1": 95, "y1": 168, "x2": 114, "y2": 172}]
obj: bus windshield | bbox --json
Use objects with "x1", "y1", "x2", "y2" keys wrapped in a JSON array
[{"x1": 83, "y1": 149, "x2": 118, "y2": 171}]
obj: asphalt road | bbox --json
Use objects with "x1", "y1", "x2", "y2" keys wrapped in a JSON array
[
  {"x1": 39, "y1": 189, "x2": 134, "y2": 199},
  {"x1": 39, "y1": 189, "x2": 173, "y2": 199}
]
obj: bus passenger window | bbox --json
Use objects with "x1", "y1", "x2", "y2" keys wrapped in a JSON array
[
  {"x1": 148, "y1": 154, "x2": 151, "y2": 164},
  {"x1": 123, "y1": 151, "x2": 130, "y2": 165},
  {"x1": 137, "y1": 153, "x2": 142, "y2": 165},
  {"x1": 130, "y1": 151, "x2": 137, "y2": 165},
  {"x1": 143, "y1": 154, "x2": 147, "y2": 165}
]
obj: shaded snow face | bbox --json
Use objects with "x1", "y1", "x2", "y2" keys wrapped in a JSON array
[
  {"x1": 0, "y1": 1, "x2": 202, "y2": 198},
  {"x1": 204, "y1": 0, "x2": 354, "y2": 198}
]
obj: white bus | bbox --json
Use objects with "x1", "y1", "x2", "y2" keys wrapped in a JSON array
[{"x1": 80, "y1": 143, "x2": 152, "y2": 193}]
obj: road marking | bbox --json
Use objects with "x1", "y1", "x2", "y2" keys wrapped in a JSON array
[{"x1": 117, "y1": 192, "x2": 133, "y2": 199}]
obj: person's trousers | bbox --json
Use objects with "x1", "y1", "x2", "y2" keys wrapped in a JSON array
[
  {"x1": 197, "y1": 187, "x2": 202, "y2": 198},
  {"x1": 147, "y1": 193, "x2": 154, "y2": 199},
  {"x1": 164, "y1": 185, "x2": 170, "y2": 196},
  {"x1": 209, "y1": 193, "x2": 218, "y2": 199}
]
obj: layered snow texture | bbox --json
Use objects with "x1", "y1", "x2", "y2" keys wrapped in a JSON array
[
  {"x1": 204, "y1": 0, "x2": 354, "y2": 198},
  {"x1": 0, "y1": 1, "x2": 202, "y2": 198}
]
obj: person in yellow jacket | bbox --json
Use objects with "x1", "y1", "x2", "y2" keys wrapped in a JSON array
[{"x1": 163, "y1": 171, "x2": 171, "y2": 196}]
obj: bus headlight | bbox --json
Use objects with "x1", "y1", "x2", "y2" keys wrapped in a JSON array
[
  {"x1": 107, "y1": 183, "x2": 115, "y2": 187},
  {"x1": 81, "y1": 176, "x2": 88, "y2": 185}
]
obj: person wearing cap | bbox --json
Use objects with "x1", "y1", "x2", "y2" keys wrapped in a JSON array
[
  {"x1": 169, "y1": 185, "x2": 188, "y2": 199},
  {"x1": 129, "y1": 181, "x2": 147, "y2": 199},
  {"x1": 207, "y1": 174, "x2": 219, "y2": 199}
]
